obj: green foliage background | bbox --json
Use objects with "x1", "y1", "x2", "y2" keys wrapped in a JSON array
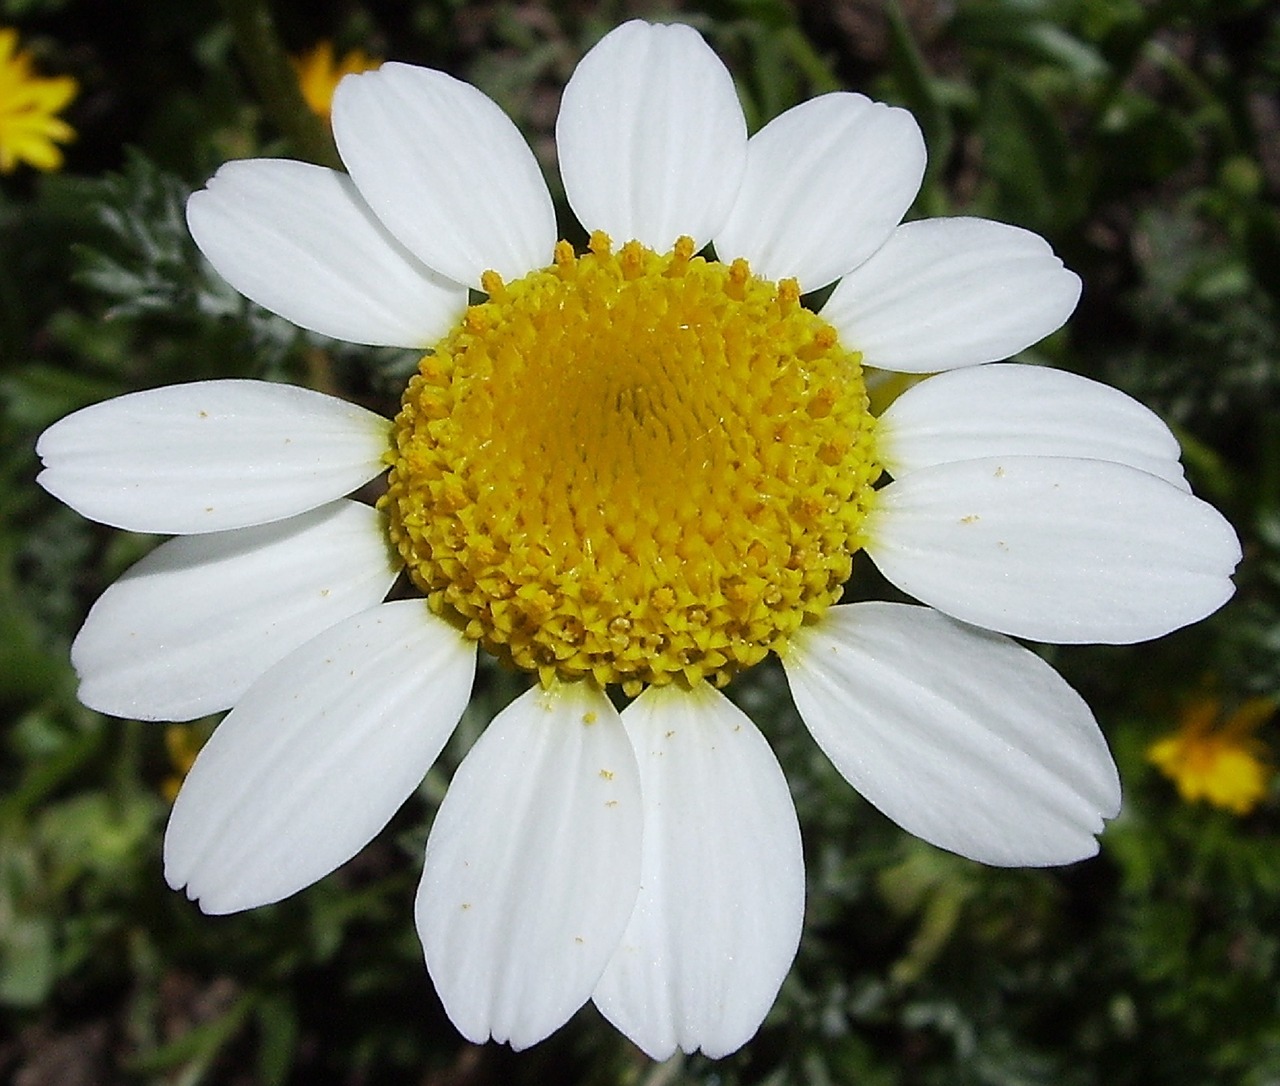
[{"x1": 1, "y1": 0, "x2": 1279, "y2": 1082}]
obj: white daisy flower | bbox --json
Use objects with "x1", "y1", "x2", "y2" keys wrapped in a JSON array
[{"x1": 35, "y1": 19, "x2": 1240, "y2": 1061}]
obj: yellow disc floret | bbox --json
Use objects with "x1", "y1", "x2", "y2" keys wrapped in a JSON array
[{"x1": 382, "y1": 232, "x2": 879, "y2": 693}]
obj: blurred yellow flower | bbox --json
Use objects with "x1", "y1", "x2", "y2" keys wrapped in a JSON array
[
  {"x1": 0, "y1": 27, "x2": 77, "y2": 174},
  {"x1": 293, "y1": 41, "x2": 380, "y2": 121},
  {"x1": 1148, "y1": 697, "x2": 1275, "y2": 815},
  {"x1": 161, "y1": 724, "x2": 206, "y2": 804}
]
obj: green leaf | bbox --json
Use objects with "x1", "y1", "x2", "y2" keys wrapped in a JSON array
[
  {"x1": 126, "y1": 992, "x2": 256, "y2": 1074},
  {"x1": 953, "y1": 1, "x2": 1109, "y2": 79},
  {"x1": 884, "y1": 0, "x2": 955, "y2": 205},
  {"x1": 977, "y1": 72, "x2": 1078, "y2": 229},
  {"x1": 254, "y1": 993, "x2": 299, "y2": 1086}
]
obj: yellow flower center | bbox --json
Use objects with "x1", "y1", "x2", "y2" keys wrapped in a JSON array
[{"x1": 382, "y1": 232, "x2": 879, "y2": 694}]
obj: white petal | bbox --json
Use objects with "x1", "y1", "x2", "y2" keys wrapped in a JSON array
[
  {"x1": 593, "y1": 684, "x2": 803, "y2": 1060},
  {"x1": 783, "y1": 602, "x2": 1120, "y2": 866},
  {"x1": 418, "y1": 683, "x2": 642, "y2": 1050},
  {"x1": 332, "y1": 63, "x2": 555, "y2": 286},
  {"x1": 866, "y1": 456, "x2": 1241, "y2": 643},
  {"x1": 164, "y1": 600, "x2": 475, "y2": 913},
  {"x1": 36, "y1": 380, "x2": 390, "y2": 534},
  {"x1": 822, "y1": 218, "x2": 1082, "y2": 372},
  {"x1": 72, "y1": 501, "x2": 400, "y2": 722},
  {"x1": 556, "y1": 20, "x2": 747, "y2": 250},
  {"x1": 187, "y1": 159, "x2": 467, "y2": 347},
  {"x1": 879, "y1": 363, "x2": 1189, "y2": 490},
  {"x1": 713, "y1": 93, "x2": 925, "y2": 290}
]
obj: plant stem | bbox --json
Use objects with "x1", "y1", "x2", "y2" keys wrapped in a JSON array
[{"x1": 218, "y1": 0, "x2": 341, "y2": 168}]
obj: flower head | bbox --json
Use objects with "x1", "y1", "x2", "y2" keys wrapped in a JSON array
[
  {"x1": 292, "y1": 40, "x2": 380, "y2": 121},
  {"x1": 34, "y1": 20, "x2": 1242, "y2": 1059},
  {"x1": 1149, "y1": 697, "x2": 1274, "y2": 815},
  {"x1": 0, "y1": 27, "x2": 77, "y2": 174}
]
